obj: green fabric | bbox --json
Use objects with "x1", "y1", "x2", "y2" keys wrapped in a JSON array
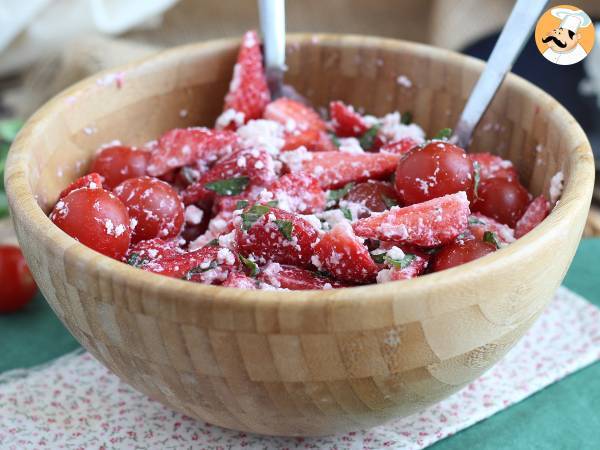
[{"x1": 1, "y1": 239, "x2": 599, "y2": 447}]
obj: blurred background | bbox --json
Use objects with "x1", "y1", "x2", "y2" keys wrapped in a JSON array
[{"x1": 0, "y1": 0, "x2": 599, "y2": 235}]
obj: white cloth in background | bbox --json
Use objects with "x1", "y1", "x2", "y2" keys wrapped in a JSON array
[{"x1": 0, "y1": 286, "x2": 599, "y2": 449}]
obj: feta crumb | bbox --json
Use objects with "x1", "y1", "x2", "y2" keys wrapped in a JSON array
[
  {"x1": 549, "y1": 171, "x2": 564, "y2": 204},
  {"x1": 184, "y1": 205, "x2": 204, "y2": 225}
]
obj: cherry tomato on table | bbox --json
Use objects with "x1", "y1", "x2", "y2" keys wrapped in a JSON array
[
  {"x1": 90, "y1": 145, "x2": 149, "y2": 189},
  {"x1": 0, "y1": 245, "x2": 37, "y2": 313}
]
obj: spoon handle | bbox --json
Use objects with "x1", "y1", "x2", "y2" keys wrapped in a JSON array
[
  {"x1": 258, "y1": 0, "x2": 286, "y2": 98},
  {"x1": 453, "y1": 0, "x2": 549, "y2": 148}
]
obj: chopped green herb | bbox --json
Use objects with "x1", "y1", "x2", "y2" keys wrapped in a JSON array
[
  {"x1": 185, "y1": 260, "x2": 218, "y2": 279},
  {"x1": 359, "y1": 125, "x2": 381, "y2": 150},
  {"x1": 126, "y1": 252, "x2": 148, "y2": 268},
  {"x1": 328, "y1": 132, "x2": 341, "y2": 148},
  {"x1": 401, "y1": 111, "x2": 413, "y2": 125},
  {"x1": 204, "y1": 176, "x2": 250, "y2": 196},
  {"x1": 432, "y1": 127, "x2": 452, "y2": 140},
  {"x1": 241, "y1": 204, "x2": 270, "y2": 231},
  {"x1": 205, "y1": 238, "x2": 220, "y2": 247},
  {"x1": 473, "y1": 161, "x2": 481, "y2": 199},
  {"x1": 327, "y1": 182, "x2": 355, "y2": 202},
  {"x1": 265, "y1": 200, "x2": 279, "y2": 207},
  {"x1": 381, "y1": 194, "x2": 398, "y2": 209},
  {"x1": 370, "y1": 251, "x2": 386, "y2": 264},
  {"x1": 340, "y1": 206, "x2": 353, "y2": 220},
  {"x1": 468, "y1": 216, "x2": 485, "y2": 225},
  {"x1": 386, "y1": 253, "x2": 416, "y2": 269},
  {"x1": 235, "y1": 200, "x2": 249, "y2": 210},
  {"x1": 239, "y1": 254, "x2": 259, "y2": 277},
  {"x1": 274, "y1": 219, "x2": 294, "y2": 240},
  {"x1": 483, "y1": 231, "x2": 501, "y2": 249}
]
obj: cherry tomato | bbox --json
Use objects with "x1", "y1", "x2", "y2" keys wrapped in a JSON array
[
  {"x1": 344, "y1": 180, "x2": 401, "y2": 213},
  {"x1": 394, "y1": 141, "x2": 474, "y2": 205},
  {"x1": 0, "y1": 245, "x2": 37, "y2": 313},
  {"x1": 114, "y1": 176, "x2": 184, "y2": 244},
  {"x1": 50, "y1": 188, "x2": 131, "y2": 260},
  {"x1": 472, "y1": 177, "x2": 530, "y2": 227},
  {"x1": 90, "y1": 145, "x2": 149, "y2": 189},
  {"x1": 431, "y1": 239, "x2": 496, "y2": 272}
]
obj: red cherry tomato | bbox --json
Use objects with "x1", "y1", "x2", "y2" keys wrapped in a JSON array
[
  {"x1": 114, "y1": 176, "x2": 184, "y2": 244},
  {"x1": 472, "y1": 177, "x2": 530, "y2": 227},
  {"x1": 0, "y1": 245, "x2": 37, "y2": 313},
  {"x1": 394, "y1": 141, "x2": 474, "y2": 205},
  {"x1": 50, "y1": 188, "x2": 131, "y2": 260},
  {"x1": 90, "y1": 145, "x2": 149, "y2": 189},
  {"x1": 431, "y1": 239, "x2": 496, "y2": 272},
  {"x1": 344, "y1": 180, "x2": 401, "y2": 213}
]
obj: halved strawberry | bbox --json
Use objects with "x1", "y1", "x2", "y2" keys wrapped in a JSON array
[
  {"x1": 470, "y1": 152, "x2": 518, "y2": 182},
  {"x1": 222, "y1": 271, "x2": 258, "y2": 289},
  {"x1": 259, "y1": 263, "x2": 345, "y2": 289},
  {"x1": 329, "y1": 101, "x2": 369, "y2": 137},
  {"x1": 59, "y1": 173, "x2": 104, "y2": 199},
  {"x1": 314, "y1": 221, "x2": 379, "y2": 283},
  {"x1": 468, "y1": 213, "x2": 515, "y2": 244},
  {"x1": 265, "y1": 173, "x2": 326, "y2": 214},
  {"x1": 146, "y1": 128, "x2": 240, "y2": 177},
  {"x1": 515, "y1": 195, "x2": 550, "y2": 238},
  {"x1": 235, "y1": 205, "x2": 319, "y2": 267},
  {"x1": 282, "y1": 149, "x2": 400, "y2": 189},
  {"x1": 352, "y1": 191, "x2": 470, "y2": 247},
  {"x1": 263, "y1": 97, "x2": 335, "y2": 152},
  {"x1": 219, "y1": 30, "x2": 270, "y2": 129},
  {"x1": 380, "y1": 137, "x2": 419, "y2": 156}
]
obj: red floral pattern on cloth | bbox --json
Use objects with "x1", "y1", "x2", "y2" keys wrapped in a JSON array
[{"x1": 0, "y1": 287, "x2": 599, "y2": 449}]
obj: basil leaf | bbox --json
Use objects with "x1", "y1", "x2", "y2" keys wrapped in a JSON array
[
  {"x1": 185, "y1": 260, "x2": 218, "y2": 279},
  {"x1": 265, "y1": 200, "x2": 279, "y2": 207},
  {"x1": 328, "y1": 132, "x2": 341, "y2": 148},
  {"x1": 204, "y1": 176, "x2": 250, "y2": 196},
  {"x1": 370, "y1": 251, "x2": 386, "y2": 264},
  {"x1": 340, "y1": 206, "x2": 352, "y2": 221},
  {"x1": 473, "y1": 161, "x2": 481, "y2": 199},
  {"x1": 126, "y1": 252, "x2": 148, "y2": 268},
  {"x1": 327, "y1": 182, "x2": 355, "y2": 202},
  {"x1": 274, "y1": 219, "x2": 293, "y2": 240},
  {"x1": 483, "y1": 231, "x2": 501, "y2": 249},
  {"x1": 241, "y1": 204, "x2": 270, "y2": 231},
  {"x1": 432, "y1": 128, "x2": 452, "y2": 140},
  {"x1": 205, "y1": 238, "x2": 220, "y2": 247},
  {"x1": 239, "y1": 254, "x2": 259, "y2": 277},
  {"x1": 235, "y1": 200, "x2": 249, "y2": 210},
  {"x1": 359, "y1": 125, "x2": 380, "y2": 150},
  {"x1": 382, "y1": 194, "x2": 398, "y2": 209},
  {"x1": 468, "y1": 216, "x2": 485, "y2": 225},
  {"x1": 386, "y1": 253, "x2": 416, "y2": 269},
  {"x1": 401, "y1": 111, "x2": 413, "y2": 125}
]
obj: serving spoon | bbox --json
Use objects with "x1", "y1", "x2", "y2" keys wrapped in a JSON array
[{"x1": 452, "y1": 0, "x2": 549, "y2": 148}]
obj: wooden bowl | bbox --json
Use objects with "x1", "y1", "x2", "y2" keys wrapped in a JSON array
[{"x1": 5, "y1": 35, "x2": 594, "y2": 436}]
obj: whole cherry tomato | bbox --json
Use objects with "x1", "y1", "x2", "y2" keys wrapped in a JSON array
[
  {"x1": 344, "y1": 180, "x2": 401, "y2": 214},
  {"x1": 472, "y1": 177, "x2": 530, "y2": 227},
  {"x1": 0, "y1": 245, "x2": 37, "y2": 313},
  {"x1": 431, "y1": 239, "x2": 497, "y2": 272},
  {"x1": 90, "y1": 145, "x2": 149, "y2": 189}
]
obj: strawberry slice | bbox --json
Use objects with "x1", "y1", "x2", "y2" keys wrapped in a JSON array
[
  {"x1": 219, "y1": 30, "x2": 270, "y2": 129},
  {"x1": 282, "y1": 149, "x2": 400, "y2": 189},
  {"x1": 182, "y1": 147, "x2": 275, "y2": 205},
  {"x1": 468, "y1": 213, "x2": 515, "y2": 244},
  {"x1": 263, "y1": 97, "x2": 335, "y2": 152},
  {"x1": 380, "y1": 137, "x2": 419, "y2": 156},
  {"x1": 147, "y1": 128, "x2": 240, "y2": 177},
  {"x1": 259, "y1": 263, "x2": 345, "y2": 290},
  {"x1": 515, "y1": 195, "x2": 550, "y2": 238},
  {"x1": 352, "y1": 191, "x2": 470, "y2": 247},
  {"x1": 329, "y1": 101, "x2": 369, "y2": 137},
  {"x1": 59, "y1": 173, "x2": 104, "y2": 199},
  {"x1": 235, "y1": 205, "x2": 319, "y2": 267},
  {"x1": 265, "y1": 173, "x2": 326, "y2": 214},
  {"x1": 470, "y1": 152, "x2": 518, "y2": 182},
  {"x1": 314, "y1": 221, "x2": 379, "y2": 283},
  {"x1": 126, "y1": 238, "x2": 184, "y2": 268},
  {"x1": 222, "y1": 271, "x2": 258, "y2": 289}
]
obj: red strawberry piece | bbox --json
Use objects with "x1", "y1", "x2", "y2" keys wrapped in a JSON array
[
  {"x1": 515, "y1": 195, "x2": 550, "y2": 238},
  {"x1": 314, "y1": 221, "x2": 379, "y2": 283},
  {"x1": 147, "y1": 128, "x2": 240, "y2": 177},
  {"x1": 235, "y1": 205, "x2": 319, "y2": 267},
  {"x1": 344, "y1": 180, "x2": 401, "y2": 214},
  {"x1": 470, "y1": 152, "x2": 518, "y2": 182},
  {"x1": 59, "y1": 173, "x2": 104, "y2": 199},
  {"x1": 219, "y1": 30, "x2": 270, "y2": 129},
  {"x1": 222, "y1": 271, "x2": 258, "y2": 289},
  {"x1": 380, "y1": 137, "x2": 419, "y2": 156},
  {"x1": 259, "y1": 263, "x2": 346, "y2": 290},
  {"x1": 126, "y1": 238, "x2": 184, "y2": 267},
  {"x1": 468, "y1": 213, "x2": 515, "y2": 244},
  {"x1": 283, "y1": 149, "x2": 400, "y2": 189},
  {"x1": 329, "y1": 101, "x2": 369, "y2": 137},
  {"x1": 264, "y1": 97, "x2": 335, "y2": 152},
  {"x1": 182, "y1": 147, "x2": 275, "y2": 205},
  {"x1": 352, "y1": 191, "x2": 470, "y2": 247},
  {"x1": 265, "y1": 173, "x2": 326, "y2": 214}
]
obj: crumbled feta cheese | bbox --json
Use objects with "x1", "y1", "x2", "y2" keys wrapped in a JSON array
[
  {"x1": 549, "y1": 171, "x2": 564, "y2": 204},
  {"x1": 184, "y1": 205, "x2": 204, "y2": 225},
  {"x1": 338, "y1": 137, "x2": 365, "y2": 154}
]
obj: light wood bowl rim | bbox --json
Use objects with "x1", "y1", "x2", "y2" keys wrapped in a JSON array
[{"x1": 6, "y1": 34, "x2": 595, "y2": 308}]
